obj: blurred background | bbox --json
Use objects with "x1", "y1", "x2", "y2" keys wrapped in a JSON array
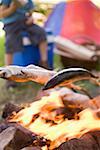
[{"x1": 0, "y1": 0, "x2": 100, "y2": 112}]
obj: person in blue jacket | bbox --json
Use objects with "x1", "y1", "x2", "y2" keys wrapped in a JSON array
[
  {"x1": 0, "y1": 0, "x2": 48, "y2": 68},
  {"x1": 0, "y1": 0, "x2": 49, "y2": 88}
]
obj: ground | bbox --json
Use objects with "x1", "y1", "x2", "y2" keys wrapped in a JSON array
[{"x1": 0, "y1": 80, "x2": 42, "y2": 114}]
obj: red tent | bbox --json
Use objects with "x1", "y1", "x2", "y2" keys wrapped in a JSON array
[
  {"x1": 45, "y1": 0, "x2": 100, "y2": 44},
  {"x1": 60, "y1": 0, "x2": 100, "y2": 44},
  {"x1": 45, "y1": 0, "x2": 100, "y2": 69}
]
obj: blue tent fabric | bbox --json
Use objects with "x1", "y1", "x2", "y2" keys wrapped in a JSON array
[{"x1": 45, "y1": 2, "x2": 66, "y2": 36}]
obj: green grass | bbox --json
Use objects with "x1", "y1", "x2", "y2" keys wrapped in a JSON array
[
  {"x1": 0, "y1": 36, "x2": 5, "y2": 66},
  {"x1": 54, "y1": 54, "x2": 63, "y2": 70}
]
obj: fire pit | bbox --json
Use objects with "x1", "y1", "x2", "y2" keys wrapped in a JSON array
[{"x1": 0, "y1": 65, "x2": 99, "y2": 150}]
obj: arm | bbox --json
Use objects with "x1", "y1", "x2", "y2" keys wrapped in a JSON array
[
  {"x1": 0, "y1": 1, "x2": 21, "y2": 19},
  {"x1": 25, "y1": 0, "x2": 34, "y2": 25}
]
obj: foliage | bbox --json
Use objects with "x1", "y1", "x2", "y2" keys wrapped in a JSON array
[{"x1": 34, "y1": 2, "x2": 54, "y2": 16}]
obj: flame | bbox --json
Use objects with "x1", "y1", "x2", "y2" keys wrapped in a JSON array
[{"x1": 10, "y1": 91, "x2": 100, "y2": 149}]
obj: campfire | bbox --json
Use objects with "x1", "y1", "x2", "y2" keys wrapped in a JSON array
[
  {"x1": 0, "y1": 65, "x2": 99, "y2": 150},
  {"x1": 0, "y1": 89, "x2": 100, "y2": 150}
]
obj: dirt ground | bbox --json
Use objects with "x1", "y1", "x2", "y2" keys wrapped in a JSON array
[{"x1": 0, "y1": 79, "x2": 42, "y2": 115}]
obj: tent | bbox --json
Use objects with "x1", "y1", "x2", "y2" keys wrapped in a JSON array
[
  {"x1": 45, "y1": 0, "x2": 100, "y2": 69},
  {"x1": 45, "y1": 2, "x2": 66, "y2": 36},
  {"x1": 45, "y1": 0, "x2": 100, "y2": 44}
]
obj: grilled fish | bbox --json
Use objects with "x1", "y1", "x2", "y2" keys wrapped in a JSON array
[{"x1": 42, "y1": 68, "x2": 99, "y2": 90}]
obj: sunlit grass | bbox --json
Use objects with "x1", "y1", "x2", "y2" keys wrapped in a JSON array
[{"x1": 0, "y1": 36, "x2": 5, "y2": 66}]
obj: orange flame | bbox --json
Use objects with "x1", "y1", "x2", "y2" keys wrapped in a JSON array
[{"x1": 10, "y1": 91, "x2": 100, "y2": 149}]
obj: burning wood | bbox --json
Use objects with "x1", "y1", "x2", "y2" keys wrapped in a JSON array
[
  {"x1": 0, "y1": 65, "x2": 99, "y2": 149},
  {"x1": 6, "y1": 90, "x2": 99, "y2": 149},
  {"x1": 21, "y1": 146, "x2": 42, "y2": 150},
  {"x1": 0, "y1": 126, "x2": 33, "y2": 150},
  {"x1": 0, "y1": 94, "x2": 99, "y2": 149},
  {"x1": 56, "y1": 130, "x2": 100, "y2": 150},
  {"x1": 2, "y1": 103, "x2": 23, "y2": 119},
  {"x1": 0, "y1": 121, "x2": 48, "y2": 150}
]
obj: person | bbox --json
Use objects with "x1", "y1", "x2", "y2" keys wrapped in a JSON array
[
  {"x1": 0, "y1": 0, "x2": 48, "y2": 88},
  {"x1": 0, "y1": 0, "x2": 48, "y2": 68}
]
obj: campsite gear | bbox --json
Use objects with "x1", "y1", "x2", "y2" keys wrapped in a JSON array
[
  {"x1": 45, "y1": 0, "x2": 100, "y2": 70},
  {"x1": 13, "y1": 30, "x2": 54, "y2": 70},
  {"x1": 55, "y1": 36, "x2": 100, "y2": 70}
]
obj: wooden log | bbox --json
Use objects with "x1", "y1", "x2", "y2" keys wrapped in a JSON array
[
  {"x1": 56, "y1": 130, "x2": 100, "y2": 150},
  {"x1": 21, "y1": 146, "x2": 42, "y2": 150},
  {"x1": 62, "y1": 94, "x2": 100, "y2": 111},
  {"x1": 0, "y1": 126, "x2": 33, "y2": 150},
  {"x1": 2, "y1": 102, "x2": 23, "y2": 119},
  {"x1": 0, "y1": 121, "x2": 49, "y2": 149},
  {"x1": 87, "y1": 96, "x2": 100, "y2": 110}
]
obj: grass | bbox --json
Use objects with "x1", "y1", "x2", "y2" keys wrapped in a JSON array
[{"x1": 0, "y1": 36, "x2": 5, "y2": 66}]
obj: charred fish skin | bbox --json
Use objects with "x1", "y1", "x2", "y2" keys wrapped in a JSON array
[{"x1": 42, "y1": 68, "x2": 97, "y2": 90}]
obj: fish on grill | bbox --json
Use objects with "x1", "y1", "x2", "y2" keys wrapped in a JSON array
[
  {"x1": 42, "y1": 68, "x2": 99, "y2": 98},
  {"x1": 0, "y1": 65, "x2": 56, "y2": 84}
]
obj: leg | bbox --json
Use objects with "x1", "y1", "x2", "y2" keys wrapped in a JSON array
[
  {"x1": 39, "y1": 40, "x2": 48, "y2": 69},
  {"x1": 27, "y1": 24, "x2": 49, "y2": 68},
  {"x1": 4, "y1": 24, "x2": 21, "y2": 88},
  {"x1": 5, "y1": 53, "x2": 13, "y2": 65}
]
